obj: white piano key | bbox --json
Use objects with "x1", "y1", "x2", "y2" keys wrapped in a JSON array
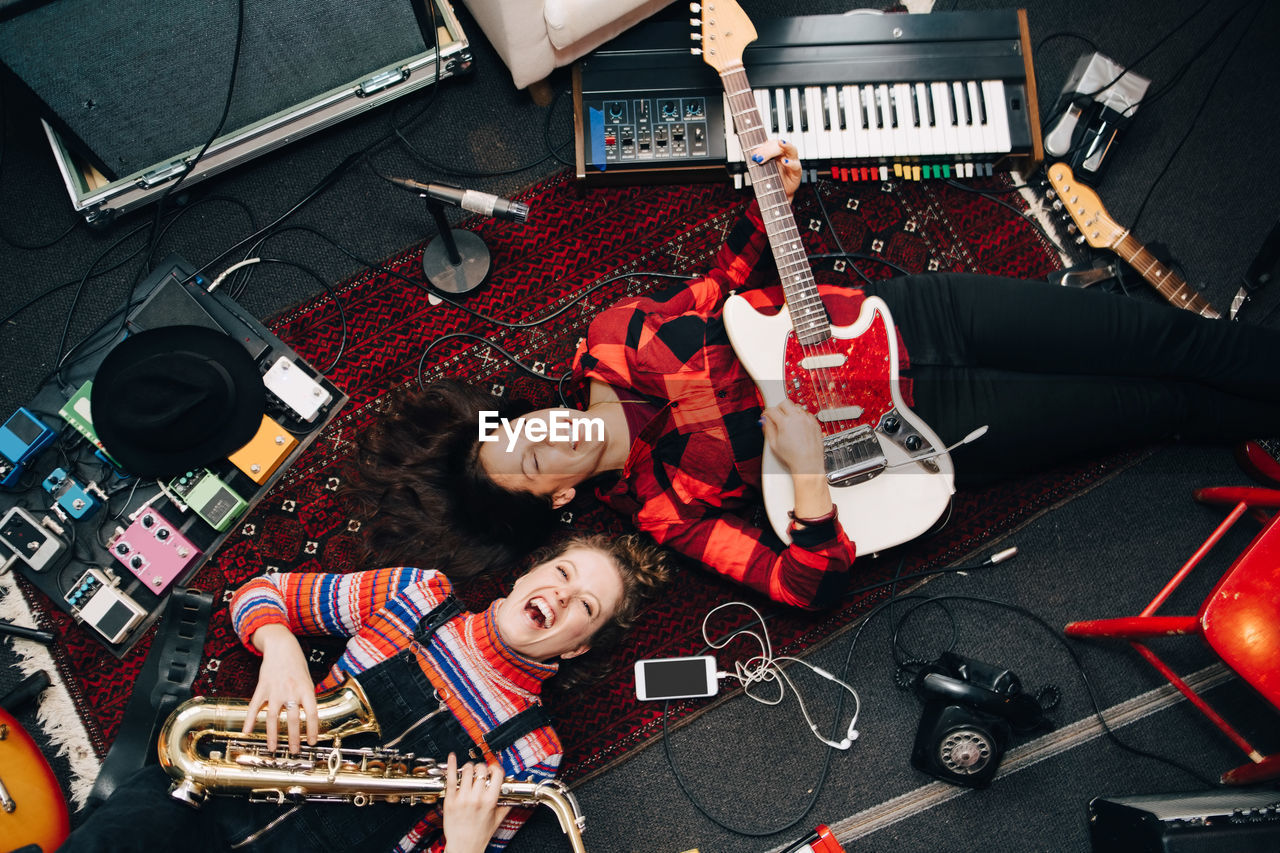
[
  {"x1": 824, "y1": 85, "x2": 843, "y2": 160},
  {"x1": 966, "y1": 80, "x2": 987, "y2": 154},
  {"x1": 983, "y1": 79, "x2": 1012, "y2": 154},
  {"x1": 754, "y1": 88, "x2": 773, "y2": 135},
  {"x1": 876, "y1": 84, "x2": 893, "y2": 157},
  {"x1": 789, "y1": 88, "x2": 811, "y2": 158},
  {"x1": 952, "y1": 81, "x2": 973, "y2": 155},
  {"x1": 933, "y1": 81, "x2": 958, "y2": 158},
  {"x1": 973, "y1": 80, "x2": 996, "y2": 154},
  {"x1": 914, "y1": 82, "x2": 934, "y2": 156},
  {"x1": 861, "y1": 85, "x2": 880, "y2": 158},
  {"x1": 806, "y1": 86, "x2": 830, "y2": 161},
  {"x1": 842, "y1": 85, "x2": 864, "y2": 159},
  {"x1": 725, "y1": 91, "x2": 743, "y2": 164},
  {"x1": 897, "y1": 82, "x2": 920, "y2": 156}
]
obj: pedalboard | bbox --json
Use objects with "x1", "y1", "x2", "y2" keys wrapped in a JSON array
[
  {"x1": 108, "y1": 509, "x2": 202, "y2": 593},
  {"x1": 64, "y1": 567, "x2": 147, "y2": 644},
  {"x1": 0, "y1": 254, "x2": 349, "y2": 654},
  {"x1": 167, "y1": 468, "x2": 248, "y2": 532},
  {"x1": 228, "y1": 415, "x2": 298, "y2": 484}
]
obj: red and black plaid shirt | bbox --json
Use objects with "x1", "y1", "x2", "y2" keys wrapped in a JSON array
[{"x1": 572, "y1": 201, "x2": 885, "y2": 609}]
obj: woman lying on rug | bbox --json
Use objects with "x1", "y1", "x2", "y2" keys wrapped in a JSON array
[
  {"x1": 353, "y1": 140, "x2": 1280, "y2": 611},
  {"x1": 59, "y1": 532, "x2": 668, "y2": 853}
]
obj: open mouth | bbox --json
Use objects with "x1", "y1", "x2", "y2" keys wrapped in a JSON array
[{"x1": 525, "y1": 596, "x2": 554, "y2": 629}]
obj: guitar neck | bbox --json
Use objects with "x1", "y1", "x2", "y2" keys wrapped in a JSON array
[
  {"x1": 720, "y1": 66, "x2": 830, "y2": 345},
  {"x1": 1112, "y1": 232, "x2": 1221, "y2": 319}
]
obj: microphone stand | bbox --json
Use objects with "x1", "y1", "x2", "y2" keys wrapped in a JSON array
[{"x1": 420, "y1": 196, "x2": 491, "y2": 295}]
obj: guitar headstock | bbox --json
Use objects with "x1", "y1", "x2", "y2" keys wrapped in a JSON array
[
  {"x1": 690, "y1": 1, "x2": 757, "y2": 72},
  {"x1": 1045, "y1": 162, "x2": 1126, "y2": 249}
]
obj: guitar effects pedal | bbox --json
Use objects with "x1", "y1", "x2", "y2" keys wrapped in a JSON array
[
  {"x1": 228, "y1": 414, "x2": 297, "y2": 484},
  {"x1": 167, "y1": 468, "x2": 248, "y2": 532},
  {"x1": 0, "y1": 407, "x2": 57, "y2": 487},
  {"x1": 108, "y1": 510, "x2": 202, "y2": 592},
  {"x1": 63, "y1": 567, "x2": 147, "y2": 644},
  {"x1": 0, "y1": 506, "x2": 70, "y2": 574}
]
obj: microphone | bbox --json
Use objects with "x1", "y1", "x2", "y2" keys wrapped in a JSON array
[{"x1": 388, "y1": 177, "x2": 530, "y2": 223}]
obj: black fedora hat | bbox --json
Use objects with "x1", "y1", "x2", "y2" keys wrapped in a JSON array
[{"x1": 91, "y1": 325, "x2": 266, "y2": 478}]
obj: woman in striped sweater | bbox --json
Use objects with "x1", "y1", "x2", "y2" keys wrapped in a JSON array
[{"x1": 60, "y1": 532, "x2": 668, "y2": 853}]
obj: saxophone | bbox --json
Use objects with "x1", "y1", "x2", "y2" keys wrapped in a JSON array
[{"x1": 157, "y1": 679, "x2": 587, "y2": 852}]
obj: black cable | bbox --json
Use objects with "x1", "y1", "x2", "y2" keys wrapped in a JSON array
[
  {"x1": 811, "y1": 180, "x2": 873, "y2": 284},
  {"x1": 243, "y1": 258, "x2": 349, "y2": 375},
  {"x1": 889, "y1": 593, "x2": 1219, "y2": 788},
  {"x1": 1131, "y1": 0, "x2": 1261, "y2": 233}
]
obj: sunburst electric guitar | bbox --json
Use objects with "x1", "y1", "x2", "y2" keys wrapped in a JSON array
[
  {"x1": 694, "y1": 0, "x2": 955, "y2": 554},
  {"x1": 0, "y1": 707, "x2": 70, "y2": 853},
  {"x1": 1045, "y1": 162, "x2": 1221, "y2": 318}
]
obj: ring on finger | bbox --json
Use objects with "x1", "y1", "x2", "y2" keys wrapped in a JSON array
[{"x1": 286, "y1": 699, "x2": 299, "y2": 709}]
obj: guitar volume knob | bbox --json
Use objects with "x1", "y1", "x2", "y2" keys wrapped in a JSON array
[{"x1": 881, "y1": 415, "x2": 901, "y2": 434}]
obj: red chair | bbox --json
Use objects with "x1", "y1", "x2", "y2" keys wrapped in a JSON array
[{"x1": 1064, "y1": 486, "x2": 1280, "y2": 785}]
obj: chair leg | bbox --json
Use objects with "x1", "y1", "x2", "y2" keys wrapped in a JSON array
[
  {"x1": 526, "y1": 78, "x2": 554, "y2": 107},
  {"x1": 1064, "y1": 616, "x2": 1199, "y2": 638},
  {"x1": 1222, "y1": 752, "x2": 1280, "y2": 786}
]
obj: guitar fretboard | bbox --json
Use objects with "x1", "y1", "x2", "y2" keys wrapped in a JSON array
[
  {"x1": 722, "y1": 65, "x2": 831, "y2": 346},
  {"x1": 1113, "y1": 232, "x2": 1220, "y2": 319}
]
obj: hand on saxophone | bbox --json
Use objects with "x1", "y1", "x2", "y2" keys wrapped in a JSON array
[
  {"x1": 244, "y1": 622, "x2": 318, "y2": 753},
  {"x1": 442, "y1": 752, "x2": 511, "y2": 853}
]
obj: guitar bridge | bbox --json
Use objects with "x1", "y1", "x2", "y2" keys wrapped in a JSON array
[{"x1": 824, "y1": 426, "x2": 885, "y2": 487}]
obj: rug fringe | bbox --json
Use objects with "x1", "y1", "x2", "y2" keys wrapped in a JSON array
[{"x1": 0, "y1": 573, "x2": 99, "y2": 807}]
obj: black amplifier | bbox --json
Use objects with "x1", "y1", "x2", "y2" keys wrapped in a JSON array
[{"x1": 1090, "y1": 789, "x2": 1280, "y2": 853}]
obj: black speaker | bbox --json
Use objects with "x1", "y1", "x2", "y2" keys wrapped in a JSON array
[{"x1": 1089, "y1": 789, "x2": 1280, "y2": 853}]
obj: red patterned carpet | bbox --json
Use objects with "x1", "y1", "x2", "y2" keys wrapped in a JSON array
[{"x1": 21, "y1": 169, "x2": 1114, "y2": 783}]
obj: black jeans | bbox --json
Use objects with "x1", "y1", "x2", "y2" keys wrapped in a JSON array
[
  {"x1": 865, "y1": 274, "x2": 1280, "y2": 485},
  {"x1": 59, "y1": 646, "x2": 478, "y2": 853}
]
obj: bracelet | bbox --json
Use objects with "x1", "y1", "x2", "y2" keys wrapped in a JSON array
[{"x1": 788, "y1": 507, "x2": 837, "y2": 526}]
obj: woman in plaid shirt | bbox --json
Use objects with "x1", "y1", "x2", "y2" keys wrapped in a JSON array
[{"x1": 359, "y1": 140, "x2": 1280, "y2": 611}]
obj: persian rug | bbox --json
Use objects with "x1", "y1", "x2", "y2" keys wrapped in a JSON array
[{"x1": 20, "y1": 169, "x2": 1121, "y2": 786}]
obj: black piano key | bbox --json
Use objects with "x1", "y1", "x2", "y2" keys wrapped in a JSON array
[
  {"x1": 889, "y1": 87, "x2": 899, "y2": 128},
  {"x1": 799, "y1": 88, "x2": 809, "y2": 132},
  {"x1": 822, "y1": 88, "x2": 831, "y2": 130},
  {"x1": 909, "y1": 85, "x2": 921, "y2": 127},
  {"x1": 975, "y1": 82, "x2": 988, "y2": 125},
  {"x1": 837, "y1": 88, "x2": 847, "y2": 130},
  {"x1": 861, "y1": 87, "x2": 872, "y2": 129},
  {"x1": 925, "y1": 85, "x2": 936, "y2": 126},
  {"x1": 946, "y1": 83, "x2": 958, "y2": 126}
]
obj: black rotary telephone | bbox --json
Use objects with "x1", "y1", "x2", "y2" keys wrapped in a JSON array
[{"x1": 909, "y1": 652, "x2": 1053, "y2": 788}]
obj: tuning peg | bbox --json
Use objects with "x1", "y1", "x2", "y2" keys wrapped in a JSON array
[
  {"x1": 1051, "y1": 199, "x2": 1063, "y2": 211},
  {"x1": 690, "y1": 17, "x2": 701, "y2": 26},
  {"x1": 691, "y1": 32, "x2": 702, "y2": 41},
  {"x1": 1066, "y1": 223, "x2": 1078, "y2": 234},
  {"x1": 690, "y1": 47, "x2": 703, "y2": 55},
  {"x1": 1045, "y1": 188, "x2": 1057, "y2": 199},
  {"x1": 689, "y1": 2, "x2": 701, "y2": 11},
  {"x1": 1075, "y1": 235, "x2": 1086, "y2": 245}
]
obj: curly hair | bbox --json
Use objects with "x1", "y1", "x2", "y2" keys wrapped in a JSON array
[
  {"x1": 537, "y1": 532, "x2": 671, "y2": 689},
  {"x1": 344, "y1": 380, "x2": 560, "y2": 580}
]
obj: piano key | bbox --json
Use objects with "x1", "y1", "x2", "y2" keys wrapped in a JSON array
[
  {"x1": 933, "y1": 81, "x2": 959, "y2": 157},
  {"x1": 876, "y1": 84, "x2": 892, "y2": 156},
  {"x1": 966, "y1": 80, "x2": 987, "y2": 153},
  {"x1": 807, "y1": 86, "x2": 830, "y2": 160},
  {"x1": 865, "y1": 85, "x2": 885, "y2": 158},
  {"x1": 788, "y1": 87, "x2": 808, "y2": 156},
  {"x1": 775, "y1": 87, "x2": 790, "y2": 137},
  {"x1": 982, "y1": 79, "x2": 1012, "y2": 154},
  {"x1": 841, "y1": 85, "x2": 864, "y2": 158},
  {"x1": 914, "y1": 82, "x2": 934, "y2": 156},
  {"x1": 824, "y1": 85, "x2": 843, "y2": 159},
  {"x1": 897, "y1": 82, "x2": 920, "y2": 156},
  {"x1": 952, "y1": 81, "x2": 974, "y2": 154}
]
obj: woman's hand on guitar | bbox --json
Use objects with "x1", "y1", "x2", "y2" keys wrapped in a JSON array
[
  {"x1": 762, "y1": 400, "x2": 834, "y2": 523},
  {"x1": 749, "y1": 138, "x2": 802, "y2": 203},
  {"x1": 244, "y1": 622, "x2": 318, "y2": 753}
]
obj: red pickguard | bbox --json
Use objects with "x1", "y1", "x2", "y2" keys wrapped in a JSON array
[{"x1": 782, "y1": 311, "x2": 895, "y2": 434}]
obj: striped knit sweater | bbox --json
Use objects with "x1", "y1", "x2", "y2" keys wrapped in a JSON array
[{"x1": 229, "y1": 567, "x2": 562, "y2": 852}]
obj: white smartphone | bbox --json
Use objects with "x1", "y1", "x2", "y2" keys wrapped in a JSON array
[{"x1": 633, "y1": 655, "x2": 719, "y2": 701}]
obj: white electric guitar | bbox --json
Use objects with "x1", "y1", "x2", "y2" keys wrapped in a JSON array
[{"x1": 695, "y1": 0, "x2": 955, "y2": 553}]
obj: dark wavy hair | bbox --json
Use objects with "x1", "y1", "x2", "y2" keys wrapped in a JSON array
[{"x1": 344, "y1": 380, "x2": 560, "y2": 580}]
